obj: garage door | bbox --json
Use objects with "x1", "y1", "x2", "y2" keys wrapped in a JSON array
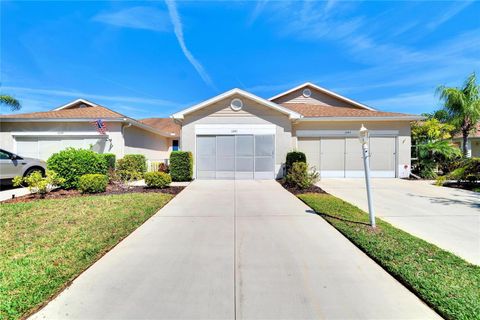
[
  {"x1": 297, "y1": 136, "x2": 396, "y2": 178},
  {"x1": 196, "y1": 135, "x2": 274, "y2": 180},
  {"x1": 16, "y1": 137, "x2": 108, "y2": 161}
]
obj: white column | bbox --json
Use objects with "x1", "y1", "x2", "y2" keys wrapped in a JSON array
[{"x1": 466, "y1": 139, "x2": 472, "y2": 158}]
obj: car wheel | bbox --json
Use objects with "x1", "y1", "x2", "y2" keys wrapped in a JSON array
[{"x1": 24, "y1": 167, "x2": 45, "y2": 177}]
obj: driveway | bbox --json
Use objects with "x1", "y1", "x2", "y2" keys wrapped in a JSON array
[
  {"x1": 31, "y1": 180, "x2": 438, "y2": 319},
  {"x1": 318, "y1": 178, "x2": 480, "y2": 265}
]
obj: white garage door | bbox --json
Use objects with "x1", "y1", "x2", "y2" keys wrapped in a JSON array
[
  {"x1": 196, "y1": 135, "x2": 274, "y2": 180},
  {"x1": 16, "y1": 137, "x2": 109, "y2": 161},
  {"x1": 297, "y1": 136, "x2": 396, "y2": 178}
]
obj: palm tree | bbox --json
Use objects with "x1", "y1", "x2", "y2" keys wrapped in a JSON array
[
  {"x1": 437, "y1": 73, "x2": 480, "y2": 156},
  {"x1": 0, "y1": 95, "x2": 21, "y2": 111}
]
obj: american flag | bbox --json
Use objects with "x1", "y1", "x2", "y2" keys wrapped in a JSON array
[{"x1": 92, "y1": 119, "x2": 107, "y2": 134}]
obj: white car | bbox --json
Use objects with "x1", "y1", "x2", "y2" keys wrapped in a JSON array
[{"x1": 0, "y1": 149, "x2": 46, "y2": 183}]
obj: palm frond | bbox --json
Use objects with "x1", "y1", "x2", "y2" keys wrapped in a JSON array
[{"x1": 0, "y1": 95, "x2": 21, "y2": 111}]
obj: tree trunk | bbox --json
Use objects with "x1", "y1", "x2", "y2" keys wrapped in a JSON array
[{"x1": 462, "y1": 131, "x2": 469, "y2": 157}]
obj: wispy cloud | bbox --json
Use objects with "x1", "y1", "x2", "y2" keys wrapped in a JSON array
[
  {"x1": 247, "y1": 0, "x2": 269, "y2": 26},
  {"x1": 427, "y1": 1, "x2": 474, "y2": 30},
  {"x1": 93, "y1": 6, "x2": 171, "y2": 32},
  {"x1": 364, "y1": 92, "x2": 437, "y2": 113},
  {"x1": 1, "y1": 86, "x2": 179, "y2": 107},
  {"x1": 165, "y1": 0, "x2": 216, "y2": 89}
]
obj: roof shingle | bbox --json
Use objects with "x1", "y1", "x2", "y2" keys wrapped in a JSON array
[
  {"x1": 140, "y1": 118, "x2": 180, "y2": 136},
  {"x1": 0, "y1": 106, "x2": 124, "y2": 119},
  {"x1": 281, "y1": 103, "x2": 414, "y2": 118}
]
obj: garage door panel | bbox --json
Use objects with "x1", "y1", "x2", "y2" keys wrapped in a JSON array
[
  {"x1": 345, "y1": 138, "x2": 364, "y2": 178},
  {"x1": 254, "y1": 135, "x2": 275, "y2": 179},
  {"x1": 196, "y1": 136, "x2": 216, "y2": 179},
  {"x1": 235, "y1": 135, "x2": 254, "y2": 180},
  {"x1": 321, "y1": 138, "x2": 345, "y2": 177},
  {"x1": 370, "y1": 137, "x2": 396, "y2": 177},
  {"x1": 297, "y1": 138, "x2": 320, "y2": 172},
  {"x1": 216, "y1": 136, "x2": 235, "y2": 179}
]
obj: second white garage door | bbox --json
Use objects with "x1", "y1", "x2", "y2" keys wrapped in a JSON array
[{"x1": 298, "y1": 136, "x2": 396, "y2": 178}]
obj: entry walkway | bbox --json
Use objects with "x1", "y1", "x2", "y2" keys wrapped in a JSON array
[{"x1": 31, "y1": 180, "x2": 439, "y2": 319}]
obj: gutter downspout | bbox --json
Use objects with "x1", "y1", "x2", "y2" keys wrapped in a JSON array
[{"x1": 121, "y1": 119, "x2": 132, "y2": 158}]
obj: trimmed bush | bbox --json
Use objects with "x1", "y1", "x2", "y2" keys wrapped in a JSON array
[
  {"x1": 77, "y1": 174, "x2": 109, "y2": 193},
  {"x1": 170, "y1": 151, "x2": 193, "y2": 182},
  {"x1": 12, "y1": 170, "x2": 65, "y2": 197},
  {"x1": 286, "y1": 151, "x2": 307, "y2": 173},
  {"x1": 102, "y1": 153, "x2": 116, "y2": 170},
  {"x1": 285, "y1": 162, "x2": 319, "y2": 189},
  {"x1": 144, "y1": 172, "x2": 172, "y2": 188},
  {"x1": 448, "y1": 157, "x2": 480, "y2": 183},
  {"x1": 116, "y1": 154, "x2": 147, "y2": 174},
  {"x1": 47, "y1": 148, "x2": 108, "y2": 189}
]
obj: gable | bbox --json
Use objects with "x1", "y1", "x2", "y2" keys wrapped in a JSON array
[
  {"x1": 269, "y1": 83, "x2": 374, "y2": 110},
  {"x1": 171, "y1": 88, "x2": 302, "y2": 120}
]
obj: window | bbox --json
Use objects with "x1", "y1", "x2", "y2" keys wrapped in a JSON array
[
  {"x1": 172, "y1": 140, "x2": 179, "y2": 151},
  {"x1": 0, "y1": 149, "x2": 11, "y2": 160}
]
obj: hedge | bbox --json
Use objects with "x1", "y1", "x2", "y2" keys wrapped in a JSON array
[
  {"x1": 102, "y1": 153, "x2": 116, "y2": 170},
  {"x1": 169, "y1": 151, "x2": 193, "y2": 181},
  {"x1": 116, "y1": 154, "x2": 147, "y2": 174},
  {"x1": 77, "y1": 174, "x2": 109, "y2": 193},
  {"x1": 47, "y1": 148, "x2": 108, "y2": 189},
  {"x1": 286, "y1": 151, "x2": 307, "y2": 174},
  {"x1": 144, "y1": 172, "x2": 172, "y2": 188}
]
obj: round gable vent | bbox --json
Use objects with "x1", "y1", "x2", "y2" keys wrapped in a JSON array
[
  {"x1": 230, "y1": 98, "x2": 243, "y2": 111},
  {"x1": 302, "y1": 88, "x2": 312, "y2": 98}
]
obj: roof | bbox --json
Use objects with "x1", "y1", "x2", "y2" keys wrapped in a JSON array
[
  {"x1": 0, "y1": 105, "x2": 124, "y2": 119},
  {"x1": 171, "y1": 88, "x2": 302, "y2": 120},
  {"x1": 269, "y1": 82, "x2": 375, "y2": 111},
  {"x1": 281, "y1": 103, "x2": 422, "y2": 121},
  {"x1": 140, "y1": 118, "x2": 180, "y2": 137},
  {"x1": 0, "y1": 100, "x2": 173, "y2": 137}
]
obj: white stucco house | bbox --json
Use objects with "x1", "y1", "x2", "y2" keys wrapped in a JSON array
[
  {"x1": 0, "y1": 83, "x2": 422, "y2": 179},
  {"x1": 451, "y1": 123, "x2": 480, "y2": 158}
]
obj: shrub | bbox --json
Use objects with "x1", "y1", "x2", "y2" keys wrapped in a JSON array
[
  {"x1": 102, "y1": 153, "x2": 116, "y2": 170},
  {"x1": 286, "y1": 151, "x2": 307, "y2": 173},
  {"x1": 158, "y1": 162, "x2": 169, "y2": 173},
  {"x1": 77, "y1": 174, "x2": 109, "y2": 193},
  {"x1": 144, "y1": 172, "x2": 172, "y2": 188},
  {"x1": 47, "y1": 148, "x2": 108, "y2": 189},
  {"x1": 116, "y1": 170, "x2": 143, "y2": 182},
  {"x1": 116, "y1": 154, "x2": 147, "y2": 174},
  {"x1": 13, "y1": 170, "x2": 65, "y2": 198},
  {"x1": 170, "y1": 151, "x2": 193, "y2": 182},
  {"x1": 448, "y1": 157, "x2": 480, "y2": 183},
  {"x1": 434, "y1": 175, "x2": 447, "y2": 186},
  {"x1": 285, "y1": 162, "x2": 319, "y2": 189}
]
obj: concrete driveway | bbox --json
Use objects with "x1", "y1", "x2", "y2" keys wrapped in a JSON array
[
  {"x1": 318, "y1": 178, "x2": 480, "y2": 265},
  {"x1": 31, "y1": 180, "x2": 439, "y2": 319}
]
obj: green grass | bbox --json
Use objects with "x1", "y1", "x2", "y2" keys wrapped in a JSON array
[
  {"x1": 298, "y1": 193, "x2": 480, "y2": 320},
  {"x1": 0, "y1": 193, "x2": 173, "y2": 320}
]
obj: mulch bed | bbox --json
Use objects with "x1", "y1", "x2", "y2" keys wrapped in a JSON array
[
  {"x1": 2, "y1": 184, "x2": 185, "y2": 204},
  {"x1": 277, "y1": 179, "x2": 327, "y2": 195},
  {"x1": 442, "y1": 182, "x2": 480, "y2": 192}
]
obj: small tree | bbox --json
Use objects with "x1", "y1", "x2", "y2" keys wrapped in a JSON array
[{"x1": 437, "y1": 73, "x2": 480, "y2": 156}]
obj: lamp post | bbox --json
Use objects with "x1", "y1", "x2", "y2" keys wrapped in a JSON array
[{"x1": 359, "y1": 124, "x2": 376, "y2": 228}]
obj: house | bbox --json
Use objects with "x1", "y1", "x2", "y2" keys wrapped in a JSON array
[
  {"x1": 0, "y1": 99, "x2": 179, "y2": 162},
  {"x1": 451, "y1": 123, "x2": 480, "y2": 158},
  {"x1": 0, "y1": 83, "x2": 422, "y2": 179}
]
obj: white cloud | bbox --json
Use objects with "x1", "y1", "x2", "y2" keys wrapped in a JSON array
[
  {"x1": 93, "y1": 6, "x2": 171, "y2": 32},
  {"x1": 247, "y1": 0, "x2": 269, "y2": 26},
  {"x1": 364, "y1": 92, "x2": 438, "y2": 113},
  {"x1": 427, "y1": 1, "x2": 474, "y2": 30},
  {"x1": 165, "y1": 0, "x2": 216, "y2": 89},
  {"x1": 1, "y1": 86, "x2": 179, "y2": 107}
]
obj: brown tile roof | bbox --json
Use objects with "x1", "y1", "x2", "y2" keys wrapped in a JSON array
[
  {"x1": 0, "y1": 106, "x2": 124, "y2": 119},
  {"x1": 281, "y1": 103, "x2": 414, "y2": 118},
  {"x1": 140, "y1": 118, "x2": 180, "y2": 136}
]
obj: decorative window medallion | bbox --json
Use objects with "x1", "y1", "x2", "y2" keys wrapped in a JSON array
[
  {"x1": 302, "y1": 88, "x2": 312, "y2": 98},
  {"x1": 230, "y1": 98, "x2": 243, "y2": 111}
]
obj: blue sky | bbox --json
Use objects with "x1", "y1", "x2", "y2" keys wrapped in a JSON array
[{"x1": 1, "y1": 0, "x2": 479, "y2": 118}]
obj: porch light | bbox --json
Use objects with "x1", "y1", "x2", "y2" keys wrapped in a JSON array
[{"x1": 359, "y1": 124, "x2": 376, "y2": 228}]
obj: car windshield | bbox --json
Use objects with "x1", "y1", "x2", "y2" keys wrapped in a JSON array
[{"x1": 0, "y1": 149, "x2": 12, "y2": 160}]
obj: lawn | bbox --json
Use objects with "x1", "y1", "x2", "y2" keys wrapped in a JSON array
[
  {"x1": 0, "y1": 192, "x2": 173, "y2": 320},
  {"x1": 298, "y1": 193, "x2": 480, "y2": 320}
]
